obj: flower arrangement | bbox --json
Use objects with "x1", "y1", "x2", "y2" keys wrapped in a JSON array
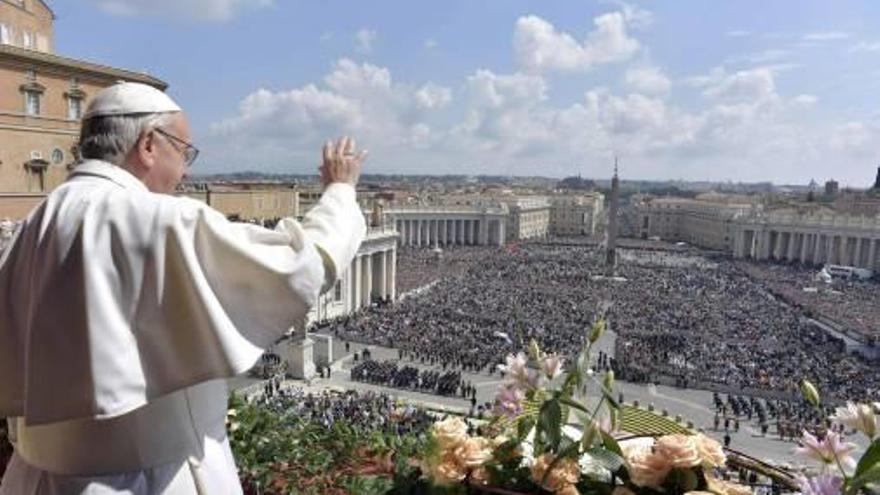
[
  {"x1": 415, "y1": 320, "x2": 754, "y2": 495},
  {"x1": 794, "y1": 380, "x2": 880, "y2": 495}
]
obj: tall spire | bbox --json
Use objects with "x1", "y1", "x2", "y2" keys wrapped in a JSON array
[{"x1": 605, "y1": 158, "x2": 620, "y2": 277}]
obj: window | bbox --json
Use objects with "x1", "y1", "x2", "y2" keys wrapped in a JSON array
[
  {"x1": 22, "y1": 31, "x2": 34, "y2": 50},
  {"x1": 0, "y1": 24, "x2": 10, "y2": 45},
  {"x1": 51, "y1": 148, "x2": 63, "y2": 164},
  {"x1": 24, "y1": 91, "x2": 40, "y2": 115},
  {"x1": 333, "y1": 280, "x2": 343, "y2": 302},
  {"x1": 68, "y1": 97, "x2": 83, "y2": 119}
]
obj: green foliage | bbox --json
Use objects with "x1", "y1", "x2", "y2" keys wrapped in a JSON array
[{"x1": 228, "y1": 393, "x2": 427, "y2": 494}]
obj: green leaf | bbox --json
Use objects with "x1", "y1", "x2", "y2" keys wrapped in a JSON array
[
  {"x1": 665, "y1": 468, "x2": 699, "y2": 493},
  {"x1": 586, "y1": 446, "x2": 626, "y2": 472},
  {"x1": 559, "y1": 396, "x2": 592, "y2": 415},
  {"x1": 600, "y1": 430, "x2": 624, "y2": 457},
  {"x1": 856, "y1": 439, "x2": 880, "y2": 478},
  {"x1": 849, "y1": 465, "x2": 880, "y2": 494},
  {"x1": 539, "y1": 399, "x2": 563, "y2": 452}
]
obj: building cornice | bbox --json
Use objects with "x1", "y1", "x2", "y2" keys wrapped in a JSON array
[{"x1": 0, "y1": 44, "x2": 167, "y2": 89}]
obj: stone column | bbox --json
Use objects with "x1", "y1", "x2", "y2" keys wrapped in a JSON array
[
  {"x1": 868, "y1": 238, "x2": 878, "y2": 270},
  {"x1": 824, "y1": 234, "x2": 832, "y2": 265},
  {"x1": 479, "y1": 219, "x2": 488, "y2": 245},
  {"x1": 433, "y1": 219, "x2": 440, "y2": 247},
  {"x1": 362, "y1": 254, "x2": 372, "y2": 307},
  {"x1": 498, "y1": 220, "x2": 506, "y2": 246},
  {"x1": 377, "y1": 251, "x2": 387, "y2": 300},
  {"x1": 457, "y1": 220, "x2": 464, "y2": 245},
  {"x1": 786, "y1": 233, "x2": 796, "y2": 261},
  {"x1": 442, "y1": 219, "x2": 448, "y2": 246},
  {"x1": 385, "y1": 249, "x2": 396, "y2": 301},
  {"x1": 799, "y1": 233, "x2": 809, "y2": 264},
  {"x1": 353, "y1": 255, "x2": 362, "y2": 309},
  {"x1": 856, "y1": 238, "x2": 865, "y2": 268}
]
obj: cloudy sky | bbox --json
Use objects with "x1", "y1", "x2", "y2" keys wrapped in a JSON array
[{"x1": 55, "y1": 1, "x2": 880, "y2": 185}]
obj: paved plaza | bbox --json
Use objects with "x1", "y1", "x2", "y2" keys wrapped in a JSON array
[{"x1": 232, "y1": 328, "x2": 869, "y2": 469}]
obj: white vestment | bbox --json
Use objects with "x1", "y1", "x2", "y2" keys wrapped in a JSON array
[{"x1": 0, "y1": 160, "x2": 366, "y2": 494}]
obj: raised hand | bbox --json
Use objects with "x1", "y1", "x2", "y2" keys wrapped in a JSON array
[{"x1": 320, "y1": 136, "x2": 367, "y2": 187}]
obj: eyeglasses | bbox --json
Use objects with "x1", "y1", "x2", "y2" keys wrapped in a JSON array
[{"x1": 154, "y1": 127, "x2": 199, "y2": 167}]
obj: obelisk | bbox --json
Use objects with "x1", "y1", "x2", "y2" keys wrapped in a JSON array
[{"x1": 604, "y1": 158, "x2": 620, "y2": 277}]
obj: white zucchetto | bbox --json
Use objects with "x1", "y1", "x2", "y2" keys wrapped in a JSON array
[{"x1": 83, "y1": 82, "x2": 181, "y2": 119}]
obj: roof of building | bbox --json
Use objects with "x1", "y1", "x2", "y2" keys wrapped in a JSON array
[
  {"x1": 36, "y1": 0, "x2": 54, "y2": 18},
  {"x1": 0, "y1": 43, "x2": 167, "y2": 89}
]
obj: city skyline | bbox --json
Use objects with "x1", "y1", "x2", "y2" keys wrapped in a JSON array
[{"x1": 53, "y1": 0, "x2": 880, "y2": 185}]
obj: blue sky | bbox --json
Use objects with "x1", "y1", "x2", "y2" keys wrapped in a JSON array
[{"x1": 53, "y1": 1, "x2": 880, "y2": 185}]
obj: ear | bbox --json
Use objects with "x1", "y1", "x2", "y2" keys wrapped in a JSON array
[{"x1": 134, "y1": 130, "x2": 157, "y2": 169}]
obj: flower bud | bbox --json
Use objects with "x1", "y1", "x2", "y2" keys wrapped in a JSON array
[
  {"x1": 582, "y1": 420, "x2": 599, "y2": 448},
  {"x1": 589, "y1": 319, "x2": 606, "y2": 344},
  {"x1": 801, "y1": 379, "x2": 820, "y2": 408},
  {"x1": 528, "y1": 339, "x2": 543, "y2": 362},
  {"x1": 603, "y1": 370, "x2": 615, "y2": 392}
]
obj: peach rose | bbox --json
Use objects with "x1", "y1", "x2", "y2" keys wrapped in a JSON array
[
  {"x1": 427, "y1": 453, "x2": 468, "y2": 486},
  {"x1": 624, "y1": 445, "x2": 672, "y2": 488},
  {"x1": 557, "y1": 484, "x2": 581, "y2": 495},
  {"x1": 469, "y1": 466, "x2": 492, "y2": 487},
  {"x1": 432, "y1": 416, "x2": 469, "y2": 450},
  {"x1": 694, "y1": 433, "x2": 726, "y2": 468},
  {"x1": 655, "y1": 434, "x2": 701, "y2": 468},
  {"x1": 531, "y1": 454, "x2": 581, "y2": 492},
  {"x1": 453, "y1": 436, "x2": 494, "y2": 468},
  {"x1": 707, "y1": 476, "x2": 752, "y2": 495}
]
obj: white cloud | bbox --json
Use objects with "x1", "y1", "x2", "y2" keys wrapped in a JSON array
[
  {"x1": 91, "y1": 0, "x2": 272, "y2": 21},
  {"x1": 741, "y1": 49, "x2": 789, "y2": 64},
  {"x1": 424, "y1": 39, "x2": 439, "y2": 50},
  {"x1": 355, "y1": 28, "x2": 377, "y2": 53},
  {"x1": 849, "y1": 41, "x2": 880, "y2": 53},
  {"x1": 726, "y1": 30, "x2": 752, "y2": 37},
  {"x1": 209, "y1": 59, "x2": 455, "y2": 172},
  {"x1": 415, "y1": 83, "x2": 452, "y2": 110},
  {"x1": 624, "y1": 66, "x2": 671, "y2": 95},
  {"x1": 791, "y1": 94, "x2": 818, "y2": 107},
  {"x1": 324, "y1": 58, "x2": 391, "y2": 96},
  {"x1": 802, "y1": 31, "x2": 851, "y2": 42},
  {"x1": 513, "y1": 9, "x2": 641, "y2": 73},
  {"x1": 206, "y1": 53, "x2": 866, "y2": 183},
  {"x1": 698, "y1": 67, "x2": 778, "y2": 103}
]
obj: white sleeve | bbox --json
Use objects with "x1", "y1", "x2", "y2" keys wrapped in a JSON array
[{"x1": 274, "y1": 183, "x2": 367, "y2": 292}]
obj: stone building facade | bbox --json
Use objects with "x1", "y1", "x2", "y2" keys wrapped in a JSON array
[
  {"x1": 386, "y1": 192, "x2": 604, "y2": 247},
  {"x1": 179, "y1": 185, "x2": 300, "y2": 220},
  {"x1": 732, "y1": 210, "x2": 880, "y2": 270},
  {"x1": 634, "y1": 194, "x2": 755, "y2": 251},
  {"x1": 549, "y1": 192, "x2": 604, "y2": 236},
  {"x1": 0, "y1": 0, "x2": 167, "y2": 217}
]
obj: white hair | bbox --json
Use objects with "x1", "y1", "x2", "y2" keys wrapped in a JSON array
[{"x1": 77, "y1": 112, "x2": 177, "y2": 166}]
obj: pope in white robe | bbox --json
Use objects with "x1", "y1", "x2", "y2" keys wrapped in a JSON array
[{"x1": 0, "y1": 83, "x2": 368, "y2": 494}]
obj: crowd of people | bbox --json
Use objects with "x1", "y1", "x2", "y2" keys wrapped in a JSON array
[
  {"x1": 252, "y1": 384, "x2": 435, "y2": 436},
  {"x1": 710, "y1": 392, "x2": 839, "y2": 443},
  {"x1": 350, "y1": 360, "x2": 467, "y2": 398},
  {"x1": 738, "y1": 262, "x2": 880, "y2": 341},
  {"x1": 327, "y1": 242, "x2": 880, "y2": 402}
]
